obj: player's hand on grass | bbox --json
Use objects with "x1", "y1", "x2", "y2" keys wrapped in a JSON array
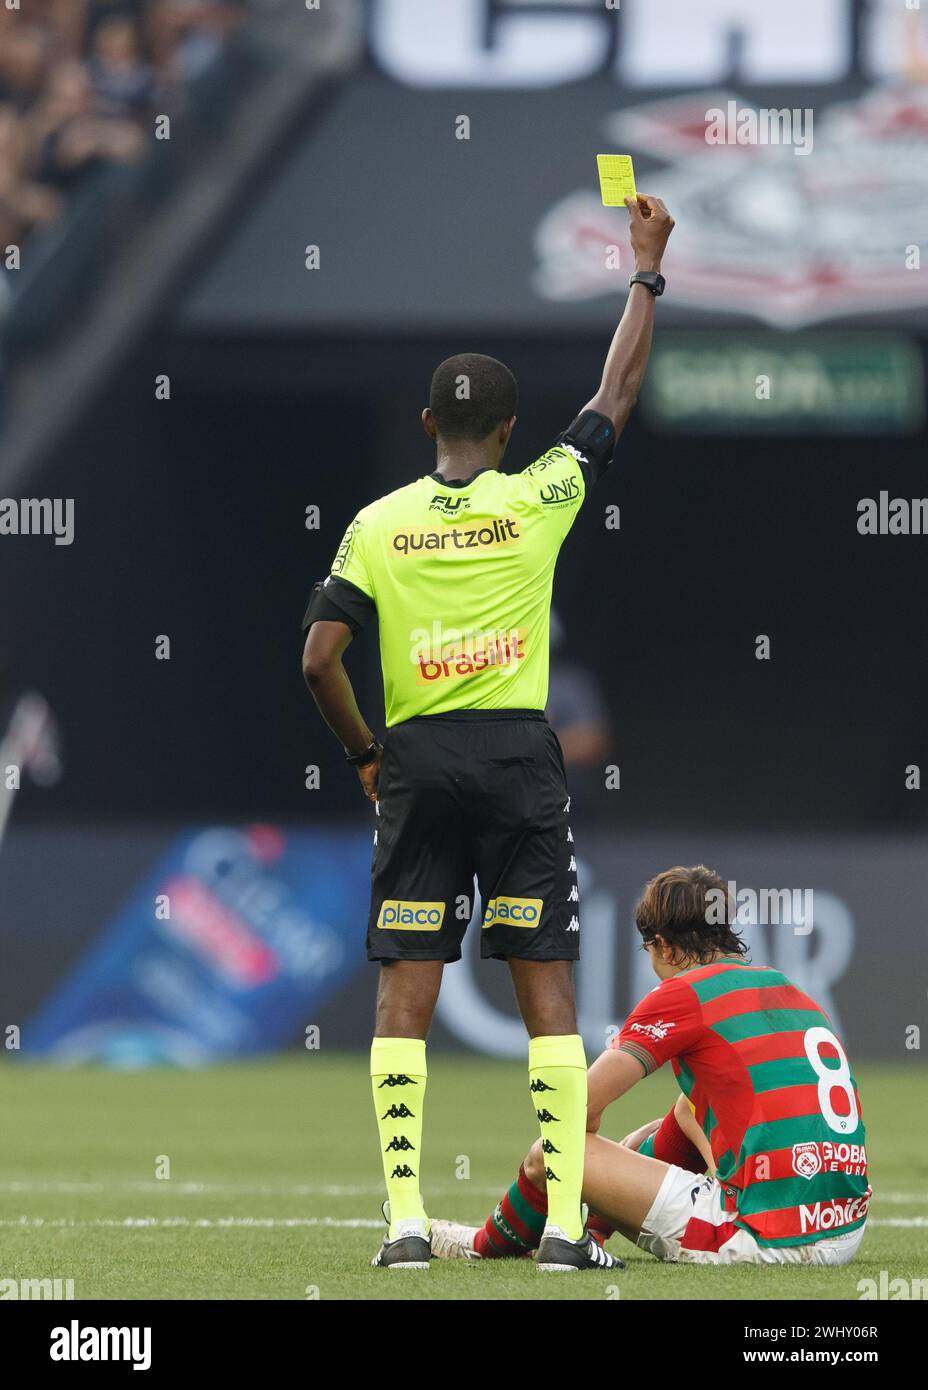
[
  {"x1": 357, "y1": 746, "x2": 383, "y2": 803},
  {"x1": 624, "y1": 193, "x2": 674, "y2": 273},
  {"x1": 619, "y1": 1117, "x2": 662, "y2": 1152}
]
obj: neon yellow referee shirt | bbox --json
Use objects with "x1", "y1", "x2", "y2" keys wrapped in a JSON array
[{"x1": 302, "y1": 411, "x2": 615, "y2": 726}]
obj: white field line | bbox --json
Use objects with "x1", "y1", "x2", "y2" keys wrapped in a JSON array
[
  {"x1": 0, "y1": 1215, "x2": 925, "y2": 1231},
  {"x1": 0, "y1": 1180, "x2": 922, "y2": 1201},
  {"x1": 0, "y1": 1216, "x2": 384, "y2": 1229},
  {"x1": 0, "y1": 1180, "x2": 505, "y2": 1198}
]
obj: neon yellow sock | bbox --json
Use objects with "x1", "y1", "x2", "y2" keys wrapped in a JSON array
[
  {"x1": 370, "y1": 1037, "x2": 428, "y2": 1237},
  {"x1": 528, "y1": 1033, "x2": 587, "y2": 1242}
]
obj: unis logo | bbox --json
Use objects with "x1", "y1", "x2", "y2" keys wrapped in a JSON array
[
  {"x1": 377, "y1": 900, "x2": 445, "y2": 931},
  {"x1": 428, "y1": 493, "x2": 471, "y2": 517},
  {"x1": 392, "y1": 518, "x2": 519, "y2": 555},
  {"x1": 483, "y1": 896, "x2": 543, "y2": 929},
  {"x1": 539, "y1": 474, "x2": 580, "y2": 506}
]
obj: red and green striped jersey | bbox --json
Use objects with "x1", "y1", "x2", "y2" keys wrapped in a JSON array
[{"x1": 614, "y1": 960, "x2": 870, "y2": 1247}]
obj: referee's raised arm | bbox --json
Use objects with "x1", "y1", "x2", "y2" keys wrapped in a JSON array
[{"x1": 582, "y1": 194, "x2": 675, "y2": 437}]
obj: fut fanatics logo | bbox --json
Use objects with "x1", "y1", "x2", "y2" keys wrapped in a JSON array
[
  {"x1": 377, "y1": 900, "x2": 445, "y2": 930},
  {"x1": 429, "y1": 493, "x2": 472, "y2": 517},
  {"x1": 629, "y1": 1018, "x2": 676, "y2": 1042},
  {"x1": 483, "y1": 896, "x2": 543, "y2": 928},
  {"x1": 792, "y1": 1142, "x2": 824, "y2": 1180}
]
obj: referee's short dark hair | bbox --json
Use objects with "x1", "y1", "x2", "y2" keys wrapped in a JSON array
[{"x1": 429, "y1": 353, "x2": 518, "y2": 442}]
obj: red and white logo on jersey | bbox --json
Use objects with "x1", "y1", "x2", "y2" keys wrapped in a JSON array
[
  {"x1": 792, "y1": 1142, "x2": 823, "y2": 1180},
  {"x1": 790, "y1": 1140, "x2": 867, "y2": 1179},
  {"x1": 799, "y1": 1191, "x2": 871, "y2": 1234},
  {"x1": 629, "y1": 1018, "x2": 676, "y2": 1042}
]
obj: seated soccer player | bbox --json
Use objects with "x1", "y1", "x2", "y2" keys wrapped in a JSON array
[{"x1": 432, "y1": 864, "x2": 871, "y2": 1267}]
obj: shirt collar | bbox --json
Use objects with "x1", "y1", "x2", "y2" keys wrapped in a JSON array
[{"x1": 428, "y1": 467, "x2": 493, "y2": 490}]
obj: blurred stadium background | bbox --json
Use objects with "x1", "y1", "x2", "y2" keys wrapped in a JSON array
[{"x1": 1, "y1": 1, "x2": 926, "y2": 1098}]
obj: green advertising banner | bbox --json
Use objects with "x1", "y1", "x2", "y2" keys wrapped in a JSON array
[{"x1": 643, "y1": 335, "x2": 925, "y2": 434}]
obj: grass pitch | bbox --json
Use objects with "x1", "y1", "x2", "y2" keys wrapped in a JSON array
[{"x1": 0, "y1": 1056, "x2": 924, "y2": 1300}]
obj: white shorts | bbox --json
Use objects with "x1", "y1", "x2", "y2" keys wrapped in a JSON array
[{"x1": 638, "y1": 1167, "x2": 868, "y2": 1266}]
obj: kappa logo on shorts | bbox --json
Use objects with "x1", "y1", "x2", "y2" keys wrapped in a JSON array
[
  {"x1": 482, "y1": 895, "x2": 544, "y2": 928},
  {"x1": 377, "y1": 900, "x2": 446, "y2": 930}
]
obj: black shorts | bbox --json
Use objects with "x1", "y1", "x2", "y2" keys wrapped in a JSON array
[{"x1": 367, "y1": 710, "x2": 580, "y2": 964}]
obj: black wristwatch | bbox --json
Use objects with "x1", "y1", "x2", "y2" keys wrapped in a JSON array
[
  {"x1": 345, "y1": 740, "x2": 382, "y2": 767},
  {"x1": 629, "y1": 270, "x2": 666, "y2": 297}
]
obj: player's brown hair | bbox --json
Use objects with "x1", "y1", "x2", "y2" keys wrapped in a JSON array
[{"x1": 634, "y1": 865, "x2": 747, "y2": 964}]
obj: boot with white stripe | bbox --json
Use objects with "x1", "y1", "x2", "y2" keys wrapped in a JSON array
[
  {"x1": 370, "y1": 1201, "x2": 431, "y2": 1270},
  {"x1": 536, "y1": 1223, "x2": 625, "y2": 1273}
]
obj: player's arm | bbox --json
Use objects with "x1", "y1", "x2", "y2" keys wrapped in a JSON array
[
  {"x1": 620, "y1": 1096, "x2": 712, "y2": 1172},
  {"x1": 585, "y1": 1046, "x2": 646, "y2": 1134},
  {"x1": 302, "y1": 529, "x2": 381, "y2": 799},
  {"x1": 619, "y1": 1116, "x2": 662, "y2": 1151},
  {"x1": 586, "y1": 973, "x2": 702, "y2": 1134},
  {"x1": 302, "y1": 617, "x2": 381, "y2": 802},
  {"x1": 581, "y1": 194, "x2": 675, "y2": 440},
  {"x1": 672, "y1": 1091, "x2": 714, "y2": 1174}
]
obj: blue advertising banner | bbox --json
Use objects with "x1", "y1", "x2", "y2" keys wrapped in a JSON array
[{"x1": 23, "y1": 825, "x2": 372, "y2": 1065}]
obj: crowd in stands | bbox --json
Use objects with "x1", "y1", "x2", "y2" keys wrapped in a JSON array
[{"x1": 0, "y1": 1, "x2": 246, "y2": 255}]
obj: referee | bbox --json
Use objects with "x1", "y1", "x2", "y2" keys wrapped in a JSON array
[{"x1": 302, "y1": 194, "x2": 674, "y2": 1272}]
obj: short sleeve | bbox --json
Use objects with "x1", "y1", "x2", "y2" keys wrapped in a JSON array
[
  {"x1": 330, "y1": 514, "x2": 374, "y2": 598},
  {"x1": 301, "y1": 513, "x2": 377, "y2": 634},
  {"x1": 611, "y1": 976, "x2": 704, "y2": 1076},
  {"x1": 519, "y1": 410, "x2": 616, "y2": 537}
]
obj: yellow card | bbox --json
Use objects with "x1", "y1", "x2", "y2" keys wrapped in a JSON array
[{"x1": 596, "y1": 153, "x2": 637, "y2": 207}]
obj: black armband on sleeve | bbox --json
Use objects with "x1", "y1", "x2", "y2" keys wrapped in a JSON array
[
  {"x1": 556, "y1": 410, "x2": 616, "y2": 489},
  {"x1": 301, "y1": 575, "x2": 376, "y2": 635}
]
